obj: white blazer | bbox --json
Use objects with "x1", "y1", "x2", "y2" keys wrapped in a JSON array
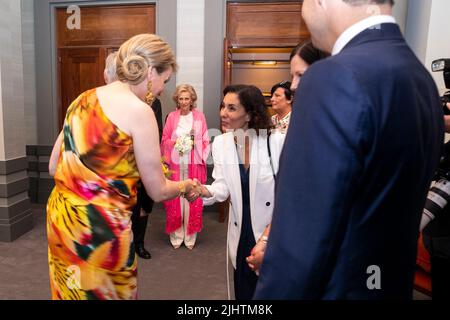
[{"x1": 203, "y1": 131, "x2": 285, "y2": 269}]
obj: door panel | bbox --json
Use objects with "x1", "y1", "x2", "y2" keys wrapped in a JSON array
[
  {"x1": 227, "y1": 2, "x2": 309, "y2": 47},
  {"x1": 56, "y1": 4, "x2": 155, "y2": 130},
  {"x1": 56, "y1": 5, "x2": 156, "y2": 47},
  {"x1": 58, "y1": 47, "x2": 104, "y2": 127},
  {"x1": 223, "y1": 38, "x2": 232, "y2": 89}
]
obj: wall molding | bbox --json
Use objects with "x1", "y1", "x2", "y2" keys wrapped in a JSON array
[
  {"x1": 0, "y1": 157, "x2": 28, "y2": 175},
  {"x1": 0, "y1": 178, "x2": 29, "y2": 198}
]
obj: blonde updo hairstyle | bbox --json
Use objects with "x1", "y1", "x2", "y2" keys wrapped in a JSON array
[
  {"x1": 116, "y1": 34, "x2": 178, "y2": 85},
  {"x1": 173, "y1": 84, "x2": 197, "y2": 110}
]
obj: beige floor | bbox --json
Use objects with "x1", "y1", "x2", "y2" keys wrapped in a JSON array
[
  {"x1": 0, "y1": 205, "x2": 229, "y2": 300},
  {"x1": 0, "y1": 205, "x2": 431, "y2": 300}
]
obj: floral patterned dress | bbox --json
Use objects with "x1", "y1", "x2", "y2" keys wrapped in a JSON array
[
  {"x1": 271, "y1": 112, "x2": 291, "y2": 134},
  {"x1": 46, "y1": 89, "x2": 140, "y2": 300}
]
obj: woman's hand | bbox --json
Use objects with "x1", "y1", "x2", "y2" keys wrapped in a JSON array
[
  {"x1": 246, "y1": 224, "x2": 271, "y2": 275},
  {"x1": 184, "y1": 179, "x2": 206, "y2": 202},
  {"x1": 182, "y1": 179, "x2": 198, "y2": 198},
  {"x1": 246, "y1": 240, "x2": 267, "y2": 275},
  {"x1": 184, "y1": 179, "x2": 213, "y2": 202}
]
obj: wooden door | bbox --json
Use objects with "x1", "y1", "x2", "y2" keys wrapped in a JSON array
[
  {"x1": 226, "y1": 2, "x2": 309, "y2": 47},
  {"x1": 223, "y1": 38, "x2": 232, "y2": 90},
  {"x1": 58, "y1": 47, "x2": 105, "y2": 126},
  {"x1": 56, "y1": 4, "x2": 155, "y2": 129},
  {"x1": 56, "y1": 5, "x2": 156, "y2": 47}
]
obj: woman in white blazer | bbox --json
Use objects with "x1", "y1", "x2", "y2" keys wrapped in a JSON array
[
  {"x1": 245, "y1": 41, "x2": 329, "y2": 276},
  {"x1": 190, "y1": 85, "x2": 285, "y2": 300}
]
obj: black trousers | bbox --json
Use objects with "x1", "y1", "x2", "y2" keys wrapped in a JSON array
[
  {"x1": 131, "y1": 184, "x2": 154, "y2": 245},
  {"x1": 431, "y1": 255, "x2": 450, "y2": 299},
  {"x1": 233, "y1": 266, "x2": 258, "y2": 301}
]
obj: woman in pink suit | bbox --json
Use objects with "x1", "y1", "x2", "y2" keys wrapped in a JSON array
[{"x1": 161, "y1": 84, "x2": 210, "y2": 250}]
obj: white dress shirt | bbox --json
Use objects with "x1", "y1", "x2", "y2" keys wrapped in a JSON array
[{"x1": 332, "y1": 15, "x2": 396, "y2": 56}]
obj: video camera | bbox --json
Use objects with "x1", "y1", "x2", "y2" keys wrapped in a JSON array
[
  {"x1": 431, "y1": 58, "x2": 450, "y2": 115},
  {"x1": 420, "y1": 59, "x2": 450, "y2": 231},
  {"x1": 421, "y1": 142, "x2": 450, "y2": 231}
]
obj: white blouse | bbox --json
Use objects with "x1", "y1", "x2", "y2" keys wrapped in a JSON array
[
  {"x1": 175, "y1": 112, "x2": 193, "y2": 137},
  {"x1": 175, "y1": 112, "x2": 193, "y2": 163}
]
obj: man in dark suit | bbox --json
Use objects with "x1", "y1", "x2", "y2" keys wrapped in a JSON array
[{"x1": 254, "y1": 0, "x2": 444, "y2": 299}]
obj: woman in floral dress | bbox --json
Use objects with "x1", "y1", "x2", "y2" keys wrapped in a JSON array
[{"x1": 46, "y1": 34, "x2": 197, "y2": 300}]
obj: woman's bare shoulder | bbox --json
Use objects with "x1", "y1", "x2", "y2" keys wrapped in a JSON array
[{"x1": 96, "y1": 84, "x2": 152, "y2": 133}]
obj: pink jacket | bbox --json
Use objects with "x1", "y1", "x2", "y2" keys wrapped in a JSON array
[{"x1": 161, "y1": 109, "x2": 210, "y2": 235}]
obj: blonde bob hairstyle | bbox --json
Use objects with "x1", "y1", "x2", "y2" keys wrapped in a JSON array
[
  {"x1": 116, "y1": 34, "x2": 178, "y2": 85},
  {"x1": 172, "y1": 84, "x2": 197, "y2": 110}
]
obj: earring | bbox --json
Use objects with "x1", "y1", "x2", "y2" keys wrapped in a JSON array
[{"x1": 145, "y1": 81, "x2": 154, "y2": 105}]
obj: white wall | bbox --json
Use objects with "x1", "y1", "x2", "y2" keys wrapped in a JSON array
[
  {"x1": 405, "y1": 0, "x2": 432, "y2": 69},
  {"x1": 405, "y1": 0, "x2": 450, "y2": 94},
  {"x1": 405, "y1": 0, "x2": 450, "y2": 142},
  {"x1": 392, "y1": 0, "x2": 409, "y2": 33},
  {"x1": 21, "y1": 0, "x2": 37, "y2": 146},
  {"x1": 0, "y1": 0, "x2": 27, "y2": 159},
  {"x1": 176, "y1": 0, "x2": 205, "y2": 111},
  {"x1": 203, "y1": 0, "x2": 225, "y2": 131},
  {"x1": 424, "y1": 0, "x2": 450, "y2": 94}
]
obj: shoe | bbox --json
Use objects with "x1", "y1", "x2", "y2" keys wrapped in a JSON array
[
  {"x1": 135, "y1": 243, "x2": 152, "y2": 259},
  {"x1": 172, "y1": 244, "x2": 181, "y2": 249},
  {"x1": 186, "y1": 245, "x2": 194, "y2": 250}
]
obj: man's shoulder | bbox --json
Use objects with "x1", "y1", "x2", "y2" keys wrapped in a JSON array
[
  {"x1": 302, "y1": 57, "x2": 358, "y2": 89},
  {"x1": 336, "y1": 38, "x2": 432, "y2": 88},
  {"x1": 334, "y1": 35, "x2": 413, "y2": 72}
]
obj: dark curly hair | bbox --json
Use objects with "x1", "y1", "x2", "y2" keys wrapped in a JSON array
[
  {"x1": 270, "y1": 80, "x2": 293, "y2": 101},
  {"x1": 223, "y1": 84, "x2": 272, "y2": 131}
]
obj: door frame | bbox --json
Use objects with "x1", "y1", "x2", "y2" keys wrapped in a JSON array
[{"x1": 46, "y1": 0, "x2": 176, "y2": 142}]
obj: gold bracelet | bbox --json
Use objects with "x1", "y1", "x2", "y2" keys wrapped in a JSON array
[{"x1": 178, "y1": 181, "x2": 186, "y2": 197}]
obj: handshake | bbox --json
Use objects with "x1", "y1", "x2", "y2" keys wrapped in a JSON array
[{"x1": 180, "y1": 178, "x2": 209, "y2": 202}]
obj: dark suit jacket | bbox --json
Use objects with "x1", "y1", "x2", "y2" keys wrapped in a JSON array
[
  {"x1": 152, "y1": 98, "x2": 163, "y2": 142},
  {"x1": 254, "y1": 23, "x2": 444, "y2": 299}
]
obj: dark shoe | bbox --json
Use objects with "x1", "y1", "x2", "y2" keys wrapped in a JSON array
[{"x1": 135, "y1": 243, "x2": 152, "y2": 259}]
